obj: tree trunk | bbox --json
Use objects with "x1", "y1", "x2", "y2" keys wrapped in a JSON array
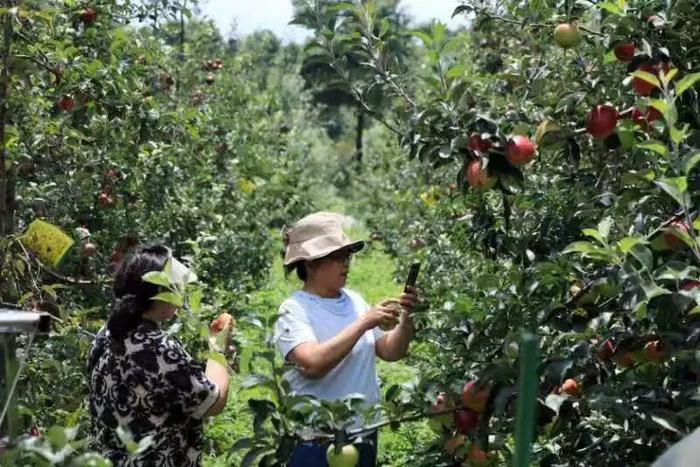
[
  {"x1": 0, "y1": 1, "x2": 15, "y2": 235},
  {"x1": 354, "y1": 108, "x2": 364, "y2": 170}
]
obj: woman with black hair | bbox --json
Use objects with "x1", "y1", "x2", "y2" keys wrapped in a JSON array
[{"x1": 87, "y1": 244, "x2": 232, "y2": 466}]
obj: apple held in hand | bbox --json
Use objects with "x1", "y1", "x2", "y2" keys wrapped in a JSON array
[
  {"x1": 210, "y1": 312, "x2": 234, "y2": 334},
  {"x1": 326, "y1": 444, "x2": 359, "y2": 467}
]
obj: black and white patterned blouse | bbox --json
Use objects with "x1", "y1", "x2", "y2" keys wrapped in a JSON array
[{"x1": 87, "y1": 320, "x2": 219, "y2": 466}]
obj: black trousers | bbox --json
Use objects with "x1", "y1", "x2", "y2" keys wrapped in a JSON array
[{"x1": 287, "y1": 431, "x2": 378, "y2": 467}]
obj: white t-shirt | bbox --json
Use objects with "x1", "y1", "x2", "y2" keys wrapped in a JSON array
[
  {"x1": 273, "y1": 288, "x2": 384, "y2": 410},
  {"x1": 652, "y1": 427, "x2": 700, "y2": 467}
]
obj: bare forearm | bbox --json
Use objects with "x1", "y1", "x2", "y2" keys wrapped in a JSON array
[
  {"x1": 297, "y1": 320, "x2": 368, "y2": 378},
  {"x1": 205, "y1": 358, "x2": 230, "y2": 416},
  {"x1": 384, "y1": 321, "x2": 414, "y2": 361}
]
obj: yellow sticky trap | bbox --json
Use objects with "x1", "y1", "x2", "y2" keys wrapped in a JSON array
[{"x1": 20, "y1": 219, "x2": 75, "y2": 267}]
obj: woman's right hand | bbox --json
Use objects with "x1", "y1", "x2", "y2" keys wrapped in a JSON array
[
  {"x1": 209, "y1": 313, "x2": 234, "y2": 352},
  {"x1": 360, "y1": 301, "x2": 400, "y2": 331}
]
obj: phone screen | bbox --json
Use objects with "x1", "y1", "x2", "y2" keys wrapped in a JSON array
[{"x1": 404, "y1": 262, "x2": 421, "y2": 292}]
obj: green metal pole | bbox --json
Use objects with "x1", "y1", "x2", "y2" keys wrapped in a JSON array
[{"x1": 513, "y1": 332, "x2": 539, "y2": 467}]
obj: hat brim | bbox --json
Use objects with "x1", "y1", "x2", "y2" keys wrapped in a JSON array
[{"x1": 284, "y1": 240, "x2": 364, "y2": 266}]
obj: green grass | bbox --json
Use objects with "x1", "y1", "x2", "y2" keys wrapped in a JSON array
[{"x1": 204, "y1": 221, "x2": 432, "y2": 466}]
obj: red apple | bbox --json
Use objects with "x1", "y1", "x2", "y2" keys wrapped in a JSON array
[
  {"x1": 586, "y1": 105, "x2": 618, "y2": 139},
  {"x1": 681, "y1": 280, "x2": 700, "y2": 291},
  {"x1": 661, "y1": 220, "x2": 690, "y2": 250},
  {"x1": 596, "y1": 339, "x2": 614, "y2": 361},
  {"x1": 613, "y1": 43, "x2": 635, "y2": 62},
  {"x1": 462, "y1": 381, "x2": 490, "y2": 413},
  {"x1": 614, "y1": 352, "x2": 634, "y2": 368},
  {"x1": 468, "y1": 133, "x2": 492, "y2": 154},
  {"x1": 57, "y1": 96, "x2": 75, "y2": 112},
  {"x1": 80, "y1": 8, "x2": 97, "y2": 25},
  {"x1": 467, "y1": 444, "x2": 489, "y2": 465},
  {"x1": 553, "y1": 23, "x2": 582, "y2": 49},
  {"x1": 505, "y1": 135, "x2": 536, "y2": 166},
  {"x1": 454, "y1": 409, "x2": 480, "y2": 434},
  {"x1": 632, "y1": 63, "x2": 657, "y2": 96},
  {"x1": 561, "y1": 378, "x2": 580, "y2": 396},
  {"x1": 104, "y1": 169, "x2": 118, "y2": 179},
  {"x1": 97, "y1": 192, "x2": 114, "y2": 208},
  {"x1": 629, "y1": 106, "x2": 662, "y2": 131},
  {"x1": 644, "y1": 340, "x2": 666, "y2": 364},
  {"x1": 465, "y1": 160, "x2": 497, "y2": 190}
]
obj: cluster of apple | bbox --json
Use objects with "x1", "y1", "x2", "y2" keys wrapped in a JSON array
[
  {"x1": 97, "y1": 169, "x2": 119, "y2": 208},
  {"x1": 552, "y1": 22, "x2": 673, "y2": 143},
  {"x1": 203, "y1": 58, "x2": 224, "y2": 86},
  {"x1": 464, "y1": 133, "x2": 537, "y2": 191},
  {"x1": 427, "y1": 381, "x2": 492, "y2": 465},
  {"x1": 594, "y1": 336, "x2": 669, "y2": 369}
]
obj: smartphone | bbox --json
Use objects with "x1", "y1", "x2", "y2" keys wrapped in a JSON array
[{"x1": 404, "y1": 262, "x2": 421, "y2": 292}]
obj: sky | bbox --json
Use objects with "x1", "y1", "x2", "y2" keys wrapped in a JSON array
[{"x1": 197, "y1": 0, "x2": 467, "y2": 42}]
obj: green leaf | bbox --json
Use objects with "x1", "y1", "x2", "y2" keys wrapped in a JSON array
[
  {"x1": 151, "y1": 292, "x2": 184, "y2": 307},
  {"x1": 563, "y1": 241, "x2": 598, "y2": 254},
  {"x1": 598, "y1": 217, "x2": 612, "y2": 241},
  {"x1": 445, "y1": 64, "x2": 465, "y2": 80},
  {"x1": 142, "y1": 271, "x2": 171, "y2": 287},
  {"x1": 597, "y1": 1, "x2": 624, "y2": 14},
  {"x1": 648, "y1": 99, "x2": 668, "y2": 117},
  {"x1": 188, "y1": 288, "x2": 203, "y2": 312},
  {"x1": 630, "y1": 70, "x2": 660, "y2": 89},
  {"x1": 638, "y1": 141, "x2": 668, "y2": 156},
  {"x1": 635, "y1": 302, "x2": 648, "y2": 319},
  {"x1": 650, "y1": 412, "x2": 680, "y2": 433},
  {"x1": 684, "y1": 152, "x2": 700, "y2": 174},
  {"x1": 641, "y1": 281, "x2": 671, "y2": 300},
  {"x1": 618, "y1": 237, "x2": 645, "y2": 254},
  {"x1": 582, "y1": 228, "x2": 606, "y2": 245},
  {"x1": 629, "y1": 244, "x2": 654, "y2": 272},
  {"x1": 656, "y1": 177, "x2": 690, "y2": 208},
  {"x1": 675, "y1": 72, "x2": 700, "y2": 97},
  {"x1": 410, "y1": 30, "x2": 433, "y2": 47}
]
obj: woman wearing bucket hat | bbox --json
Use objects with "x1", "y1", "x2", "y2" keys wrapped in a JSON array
[{"x1": 274, "y1": 212, "x2": 420, "y2": 467}]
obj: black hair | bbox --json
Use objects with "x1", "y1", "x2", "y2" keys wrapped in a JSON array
[
  {"x1": 284, "y1": 261, "x2": 308, "y2": 282},
  {"x1": 107, "y1": 244, "x2": 170, "y2": 340}
]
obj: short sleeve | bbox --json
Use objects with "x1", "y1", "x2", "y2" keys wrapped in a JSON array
[
  {"x1": 161, "y1": 337, "x2": 219, "y2": 420},
  {"x1": 273, "y1": 299, "x2": 317, "y2": 359}
]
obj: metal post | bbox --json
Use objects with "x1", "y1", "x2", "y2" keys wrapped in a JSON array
[
  {"x1": 513, "y1": 332, "x2": 539, "y2": 467},
  {"x1": 0, "y1": 334, "x2": 17, "y2": 439}
]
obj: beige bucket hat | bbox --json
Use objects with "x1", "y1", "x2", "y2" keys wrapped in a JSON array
[{"x1": 282, "y1": 212, "x2": 364, "y2": 266}]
